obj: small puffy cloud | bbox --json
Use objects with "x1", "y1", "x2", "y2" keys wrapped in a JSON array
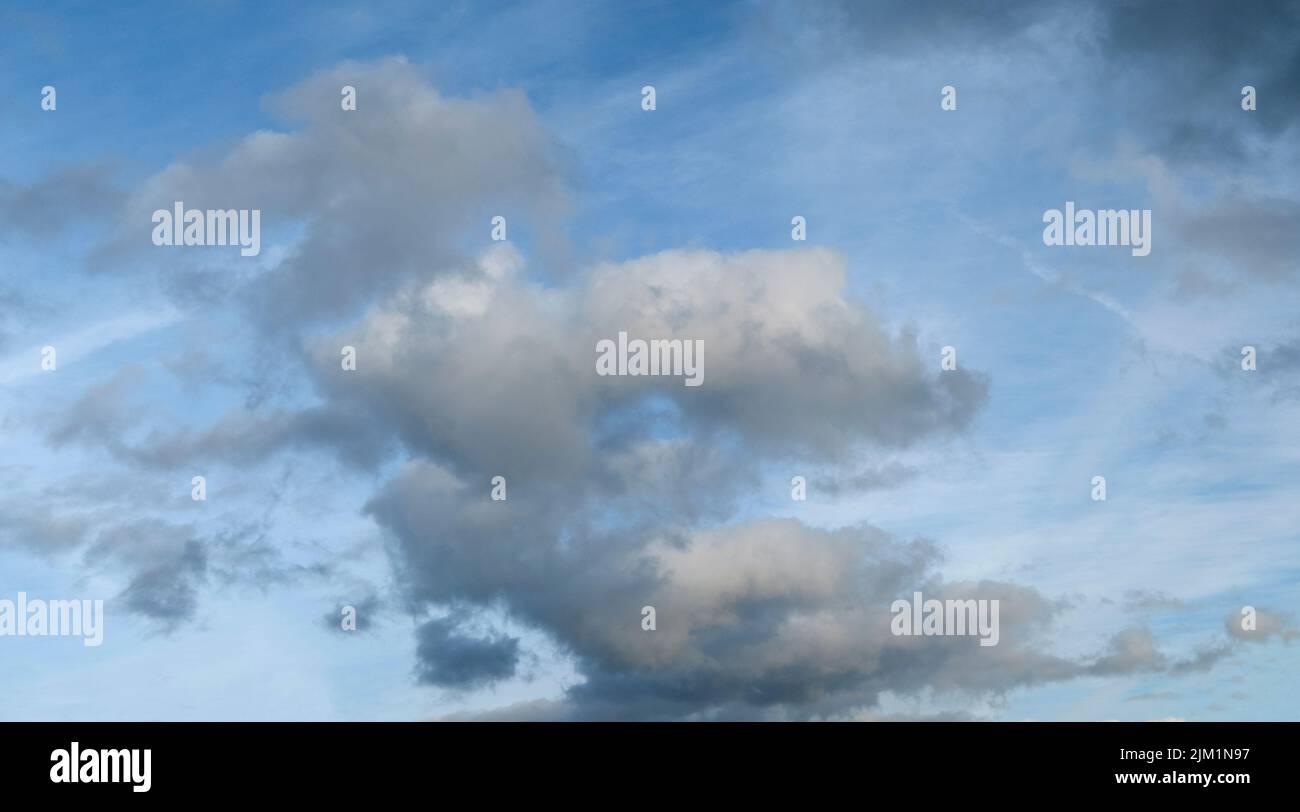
[{"x1": 414, "y1": 615, "x2": 521, "y2": 690}]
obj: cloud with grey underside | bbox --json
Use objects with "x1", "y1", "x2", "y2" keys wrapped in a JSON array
[{"x1": 7, "y1": 48, "x2": 1280, "y2": 718}]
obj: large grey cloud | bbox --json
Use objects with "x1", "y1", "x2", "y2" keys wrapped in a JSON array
[
  {"x1": 308, "y1": 245, "x2": 988, "y2": 476},
  {"x1": 8, "y1": 50, "x2": 1256, "y2": 719},
  {"x1": 260, "y1": 229, "x2": 1053, "y2": 717},
  {"x1": 366, "y1": 483, "x2": 1220, "y2": 719},
  {"x1": 90, "y1": 56, "x2": 568, "y2": 331}
]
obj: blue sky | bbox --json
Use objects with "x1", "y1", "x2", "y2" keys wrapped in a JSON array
[{"x1": 1, "y1": 0, "x2": 1298, "y2": 721}]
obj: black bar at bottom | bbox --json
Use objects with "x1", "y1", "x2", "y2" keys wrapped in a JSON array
[{"x1": 2, "y1": 721, "x2": 1289, "y2": 799}]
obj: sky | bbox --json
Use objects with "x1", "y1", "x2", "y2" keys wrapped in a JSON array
[{"x1": 1, "y1": 0, "x2": 1298, "y2": 721}]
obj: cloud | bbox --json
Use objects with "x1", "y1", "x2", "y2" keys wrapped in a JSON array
[
  {"x1": 0, "y1": 491, "x2": 331, "y2": 630},
  {"x1": 30, "y1": 56, "x2": 1240, "y2": 720},
  {"x1": 1226, "y1": 608, "x2": 1299, "y2": 643},
  {"x1": 414, "y1": 614, "x2": 521, "y2": 689},
  {"x1": 115, "y1": 538, "x2": 208, "y2": 628},
  {"x1": 0, "y1": 499, "x2": 100, "y2": 559},
  {"x1": 437, "y1": 698, "x2": 569, "y2": 722},
  {"x1": 7, "y1": 47, "x2": 1269, "y2": 721},
  {"x1": 1175, "y1": 198, "x2": 1300, "y2": 281},
  {"x1": 1096, "y1": 0, "x2": 1300, "y2": 155},
  {"x1": 323, "y1": 593, "x2": 383, "y2": 633},
  {"x1": 812, "y1": 462, "x2": 918, "y2": 496},
  {"x1": 307, "y1": 244, "x2": 988, "y2": 481},
  {"x1": 44, "y1": 363, "x2": 391, "y2": 471},
  {"x1": 370, "y1": 457, "x2": 1220, "y2": 719},
  {"x1": 0, "y1": 164, "x2": 123, "y2": 240},
  {"x1": 91, "y1": 56, "x2": 568, "y2": 331},
  {"x1": 1122, "y1": 590, "x2": 1185, "y2": 611},
  {"x1": 1082, "y1": 627, "x2": 1227, "y2": 677}
]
